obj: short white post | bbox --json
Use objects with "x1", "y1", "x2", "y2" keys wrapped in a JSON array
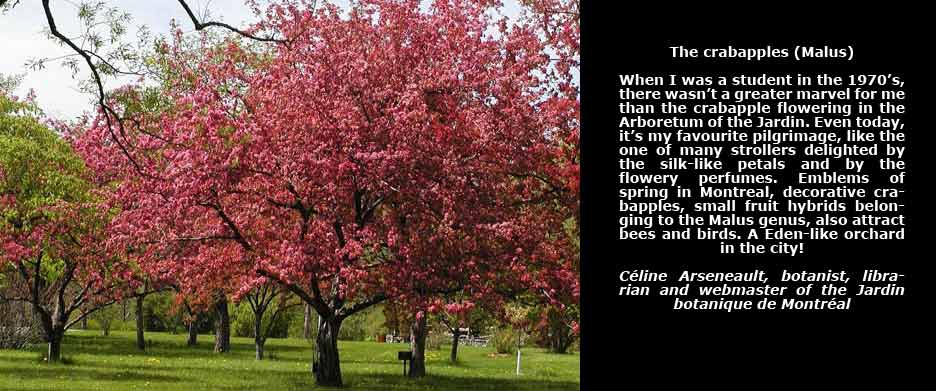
[
  {"x1": 516, "y1": 349, "x2": 521, "y2": 375},
  {"x1": 515, "y1": 332, "x2": 522, "y2": 375}
]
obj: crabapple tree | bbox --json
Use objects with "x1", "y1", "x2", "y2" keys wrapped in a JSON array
[{"x1": 76, "y1": 0, "x2": 572, "y2": 386}]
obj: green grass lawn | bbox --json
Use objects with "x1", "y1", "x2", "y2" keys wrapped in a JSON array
[{"x1": 0, "y1": 330, "x2": 579, "y2": 391}]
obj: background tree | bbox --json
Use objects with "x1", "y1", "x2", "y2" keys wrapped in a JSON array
[
  {"x1": 0, "y1": 270, "x2": 41, "y2": 349},
  {"x1": 213, "y1": 292, "x2": 231, "y2": 353},
  {"x1": 178, "y1": 293, "x2": 205, "y2": 347},
  {"x1": 0, "y1": 92, "x2": 136, "y2": 362},
  {"x1": 239, "y1": 280, "x2": 301, "y2": 360},
  {"x1": 431, "y1": 297, "x2": 492, "y2": 363},
  {"x1": 93, "y1": 302, "x2": 119, "y2": 336},
  {"x1": 131, "y1": 280, "x2": 172, "y2": 351},
  {"x1": 302, "y1": 304, "x2": 315, "y2": 340}
]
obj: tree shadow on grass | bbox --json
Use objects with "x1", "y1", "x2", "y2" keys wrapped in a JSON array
[
  {"x1": 343, "y1": 373, "x2": 580, "y2": 391},
  {"x1": 62, "y1": 334, "x2": 313, "y2": 358},
  {"x1": 0, "y1": 366, "x2": 182, "y2": 383},
  {"x1": 228, "y1": 341, "x2": 311, "y2": 354},
  {"x1": 0, "y1": 357, "x2": 577, "y2": 391}
]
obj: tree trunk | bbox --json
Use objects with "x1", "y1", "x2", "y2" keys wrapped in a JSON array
[
  {"x1": 409, "y1": 314, "x2": 428, "y2": 378},
  {"x1": 547, "y1": 311, "x2": 574, "y2": 354},
  {"x1": 135, "y1": 295, "x2": 146, "y2": 351},
  {"x1": 550, "y1": 330, "x2": 573, "y2": 354},
  {"x1": 450, "y1": 329, "x2": 461, "y2": 363},
  {"x1": 255, "y1": 338, "x2": 265, "y2": 360},
  {"x1": 254, "y1": 314, "x2": 265, "y2": 360},
  {"x1": 47, "y1": 334, "x2": 62, "y2": 363},
  {"x1": 80, "y1": 312, "x2": 88, "y2": 329},
  {"x1": 303, "y1": 304, "x2": 313, "y2": 339},
  {"x1": 187, "y1": 317, "x2": 199, "y2": 347},
  {"x1": 314, "y1": 316, "x2": 343, "y2": 387},
  {"x1": 36, "y1": 308, "x2": 64, "y2": 363},
  {"x1": 214, "y1": 296, "x2": 230, "y2": 353}
]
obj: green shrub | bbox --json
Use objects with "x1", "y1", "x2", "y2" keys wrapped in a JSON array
[
  {"x1": 426, "y1": 329, "x2": 445, "y2": 351},
  {"x1": 492, "y1": 327, "x2": 519, "y2": 355},
  {"x1": 287, "y1": 305, "x2": 312, "y2": 340},
  {"x1": 338, "y1": 305, "x2": 385, "y2": 341},
  {"x1": 91, "y1": 305, "x2": 121, "y2": 336},
  {"x1": 229, "y1": 301, "x2": 293, "y2": 339},
  {"x1": 144, "y1": 293, "x2": 184, "y2": 334},
  {"x1": 230, "y1": 303, "x2": 254, "y2": 338}
]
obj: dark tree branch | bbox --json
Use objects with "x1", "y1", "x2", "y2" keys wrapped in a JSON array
[
  {"x1": 438, "y1": 316, "x2": 456, "y2": 333},
  {"x1": 199, "y1": 197, "x2": 252, "y2": 251},
  {"x1": 0, "y1": 0, "x2": 19, "y2": 10},
  {"x1": 66, "y1": 285, "x2": 168, "y2": 329},
  {"x1": 256, "y1": 269, "x2": 331, "y2": 317},
  {"x1": 337, "y1": 293, "x2": 389, "y2": 320},
  {"x1": 35, "y1": 0, "x2": 285, "y2": 178},
  {"x1": 175, "y1": 0, "x2": 287, "y2": 44},
  {"x1": 41, "y1": 0, "x2": 153, "y2": 178},
  {"x1": 63, "y1": 297, "x2": 119, "y2": 331},
  {"x1": 264, "y1": 295, "x2": 300, "y2": 338},
  {"x1": 174, "y1": 235, "x2": 241, "y2": 243}
]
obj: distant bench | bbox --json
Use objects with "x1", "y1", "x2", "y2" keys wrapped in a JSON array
[{"x1": 383, "y1": 334, "x2": 490, "y2": 347}]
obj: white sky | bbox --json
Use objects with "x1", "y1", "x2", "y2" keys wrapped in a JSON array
[
  {"x1": 1, "y1": 0, "x2": 521, "y2": 120},
  {"x1": 1, "y1": 0, "x2": 265, "y2": 119}
]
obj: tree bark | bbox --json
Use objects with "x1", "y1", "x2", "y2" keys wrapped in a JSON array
[
  {"x1": 409, "y1": 314, "x2": 428, "y2": 378},
  {"x1": 314, "y1": 316, "x2": 343, "y2": 387},
  {"x1": 547, "y1": 310, "x2": 574, "y2": 354},
  {"x1": 37, "y1": 313, "x2": 65, "y2": 363},
  {"x1": 550, "y1": 330, "x2": 573, "y2": 354},
  {"x1": 450, "y1": 329, "x2": 461, "y2": 363},
  {"x1": 47, "y1": 333, "x2": 62, "y2": 363},
  {"x1": 214, "y1": 296, "x2": 230, "y2": 353},
  {"x1": 187, "y1": 316, "x2": 199, "y2": 347},
  {"x1": 254, "y1": 314, "x2": 266, "y2": 360},
  {"x1": 303, "y1": 304, "x2": 313, "y2": 339},
  {"x1": 255, "y1": 338, "x2": 265, "y2": 360},
  {"x1": 135, "y1": 295, "x2": 145, "y2": 351}
]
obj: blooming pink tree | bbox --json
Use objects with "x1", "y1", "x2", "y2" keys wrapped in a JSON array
[
  {"x1": 0, "y1": 93, "x2": 139, "y2": 362},
  {"x1": 428, "y1": 296, "x2": 491, "y2": 363},
  {"x1": 75, "y1": 0, "x2": 573, "y2": 386},
  {"x1": 516, "y1": 0, "x2": 580, "y2": 345}
]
